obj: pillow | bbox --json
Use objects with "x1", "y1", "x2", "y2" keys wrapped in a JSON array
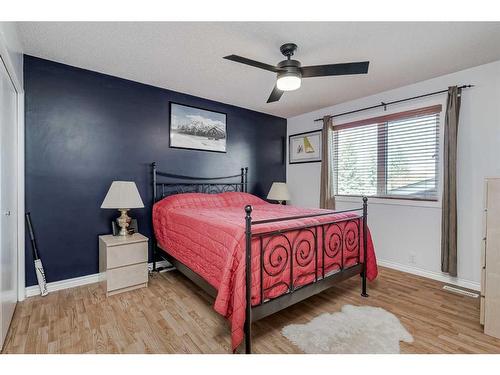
[
  {"x1": 220, "y1": 192, "x2": 267, "y2": 208},
  {"x1": 154, "y1": 192, "x2": 225, "y2": 211}
]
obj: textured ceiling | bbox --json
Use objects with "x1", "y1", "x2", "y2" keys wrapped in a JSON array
[{"x1": 17, "y1": 22, "x2": 500, "y2": 118}]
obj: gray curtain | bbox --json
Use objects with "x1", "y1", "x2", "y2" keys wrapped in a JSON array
[
  {"x1": 441, "y1": 86, "x2": 461, "y2": 276},
  {"x1": 320, "y1": 116, "x2": 335, "y2": 209}
]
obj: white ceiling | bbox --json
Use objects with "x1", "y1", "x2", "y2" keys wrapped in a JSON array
[{"x1": 17, "y1": 22, "x2": 500, "y2": 118}]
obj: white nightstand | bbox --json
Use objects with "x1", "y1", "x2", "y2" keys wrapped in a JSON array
[{"x1": 99, "y1": 233, "x2": 149, "y2": 296}]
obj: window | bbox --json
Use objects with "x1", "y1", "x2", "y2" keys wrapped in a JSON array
[{"x1": 332, "y1": 105, "x2": 441, "y2": 201}]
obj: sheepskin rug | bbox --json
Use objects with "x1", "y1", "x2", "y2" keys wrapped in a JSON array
[{"x1": 281, "y1": 305, "x2": 413, "y2": 354}]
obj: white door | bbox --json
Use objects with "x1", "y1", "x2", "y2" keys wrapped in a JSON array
[{"x1": 0, "y1": 56, "x2": 18, "y2": 351}]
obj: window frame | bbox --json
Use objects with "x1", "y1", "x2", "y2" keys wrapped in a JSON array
[{"x1": 332, "y1": 104, "x2": 442, "y2": 202}]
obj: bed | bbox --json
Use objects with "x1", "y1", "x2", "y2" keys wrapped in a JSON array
[{"x1": 151, "y1": 162, "x2": 377, "y2": 353}]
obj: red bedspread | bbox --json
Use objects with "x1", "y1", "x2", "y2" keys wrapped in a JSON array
[{"x1": 153, "y1": 192, "x2": 377, "y2": 350}]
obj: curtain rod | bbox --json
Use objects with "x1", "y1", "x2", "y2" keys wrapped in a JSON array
[{"x1": 313, "y1": 84, "x2": 474, "y2": 122}]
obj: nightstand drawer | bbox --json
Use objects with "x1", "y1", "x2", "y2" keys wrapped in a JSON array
[
  {"x1": 99, "y1": 233, "x2": 149, "y2": 296},
  {"x1": 107, "y1": 241, "x2": 147, "y2": 269},
  {"x1": 107, "y1": 262, "x2": 148, "y2": 291}
]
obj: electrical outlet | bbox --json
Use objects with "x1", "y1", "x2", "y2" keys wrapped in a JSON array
[{"x1": 409, "y1": 253, "x2": 416, "y2": 265}]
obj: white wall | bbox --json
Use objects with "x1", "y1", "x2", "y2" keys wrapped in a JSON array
[
  {"x1": 287, "y1": 60, "x2": 500, "y2": 290},
  {"x1": 0, "y1": 22, "x2": 23, "y2": 88}
]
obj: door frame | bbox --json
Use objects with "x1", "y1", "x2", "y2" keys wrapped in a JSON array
[{"x1": 0, "y1": 31, "x2": 25, "y2": 302}]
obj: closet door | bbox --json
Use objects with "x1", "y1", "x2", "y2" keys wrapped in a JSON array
[{"x1": 0, "y1": 56, "x2": 18, "y2": 351}]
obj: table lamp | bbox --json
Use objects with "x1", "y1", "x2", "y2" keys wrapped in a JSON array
[
  {"x1": 267, "y1": 182, "x2": 291, "y2": 205},
  {"x1": 101, "y1": 181, "x2": 144, "y2": 236}
]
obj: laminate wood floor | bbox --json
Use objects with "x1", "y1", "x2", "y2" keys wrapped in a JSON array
[{"x1": 3, "y1": 266, "x2": 500, "y2": 354}]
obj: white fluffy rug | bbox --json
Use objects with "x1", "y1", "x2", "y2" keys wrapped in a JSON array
[{"x1": 282, "y1": 305, "x2": 413, "y2": 354}]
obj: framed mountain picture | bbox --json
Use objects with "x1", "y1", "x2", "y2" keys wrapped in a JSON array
[
  {"x1": 169, "y1": 102, "x2": 227, "y2": 153},
  {"x1": 289, "y1": 130, "x2": 322, "y2": 164}
]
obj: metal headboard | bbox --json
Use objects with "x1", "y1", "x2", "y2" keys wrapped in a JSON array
[{"x1": 151, "y1": 162, "x2": 248, "y2": 203}]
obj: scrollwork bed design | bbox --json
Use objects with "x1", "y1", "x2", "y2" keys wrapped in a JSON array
[{"x1": 151, "y1": 162, "x2": 368, "y2": 354}]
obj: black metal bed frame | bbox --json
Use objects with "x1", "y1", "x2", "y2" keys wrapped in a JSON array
[{"x1": 151, "y1": 162, "x2": 368, "y2": 354}]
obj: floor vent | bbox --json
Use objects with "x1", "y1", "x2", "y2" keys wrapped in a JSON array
[{"x1": 443, "y1": 285, "x2": 479, "y2": 298}]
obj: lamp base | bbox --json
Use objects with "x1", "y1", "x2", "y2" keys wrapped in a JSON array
[{"x1": 117, "y1": 209, "x2": 131, "y2": 236}]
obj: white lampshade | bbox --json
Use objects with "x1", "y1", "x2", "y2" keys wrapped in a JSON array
[
  {"x1": 267, "y1": 182, "x2": 291, "y2": 202},
  {"x1": 101, "y1": 181, "x2": 144, "y2": 209}
]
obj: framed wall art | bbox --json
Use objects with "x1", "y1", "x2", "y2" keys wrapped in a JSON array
[
  {"x1": 170, "y1": 102, "x2": 227, "y2": 153},
  {"x1": 289, "y1": 129, "x2": 322, "y2": 164}
]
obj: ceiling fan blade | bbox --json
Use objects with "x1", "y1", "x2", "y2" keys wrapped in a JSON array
[
  {"x1": 267, "y1": 84, "x2": 284, "y2": 103},
  {"x1": 301, "y1": 61, "x2": 369, "y2": 78},
  {"x1": 224, "y1": 54, "x2": 280, "y2": 73}
]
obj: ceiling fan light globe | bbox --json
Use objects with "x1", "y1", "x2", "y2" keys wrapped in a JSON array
[{"x1": 276, "y1": 74, "x2": 301, "y2": 91}]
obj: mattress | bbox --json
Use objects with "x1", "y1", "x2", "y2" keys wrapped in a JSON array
[{"x1": 153, "y1": 192, "x2": 377, "y2": 350}]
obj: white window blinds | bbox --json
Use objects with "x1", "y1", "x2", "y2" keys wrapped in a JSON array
[{"x1": 332, "y1": 105, "x2": 441, "y2": 201}]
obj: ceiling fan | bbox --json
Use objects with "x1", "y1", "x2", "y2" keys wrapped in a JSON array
[{"x1": 224, "y1": 43, "x2": 369, "y2": 103}]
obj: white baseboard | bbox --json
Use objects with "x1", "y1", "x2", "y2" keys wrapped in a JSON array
[
  {"x1": 26, "y1": 258, "x2": 479, "y2": 298},
  {"x1": 378, "y1": 259, "x2": 480, "y2": 291},
  {"x1": 25, "y1": 273, "x2": 101, "y2": 298},
  {"x1": 25, "y1": 260, "x2": 172, "y2": 298}
]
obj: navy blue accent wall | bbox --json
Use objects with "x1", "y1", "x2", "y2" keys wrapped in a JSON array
[{"x1": 24, "y1": 55, "x2": 286, "y2": 286}]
